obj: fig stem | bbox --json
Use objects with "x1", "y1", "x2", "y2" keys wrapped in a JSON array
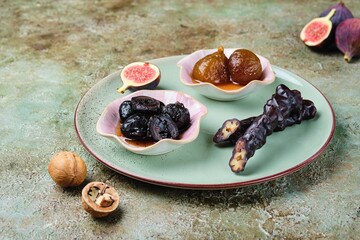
[
  {"x1": 324, "y1": 8, "x2": 336, "y2": 21},
  {"x1": 117, "y1": 84, "x2": 128, "y2": 94},
  {"x1": 344, "y1": 53, "x2": 352, "y2": 62}
]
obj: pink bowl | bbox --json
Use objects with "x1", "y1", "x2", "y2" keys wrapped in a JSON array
[
  {"x1": 96, "y1": 90, "x2": 208, "y2": 155},
  {"x1": 177, "y1": 48, "x2": 275, "y2": 101}
]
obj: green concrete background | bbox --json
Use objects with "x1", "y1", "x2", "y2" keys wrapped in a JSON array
[{"x1": 1, "y1": 0, "x2": 359, "y2": 239}]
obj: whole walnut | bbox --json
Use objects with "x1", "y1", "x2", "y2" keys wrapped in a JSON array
[{"x1": 48, "y1": 151, "x2": 87, "y2": 187}]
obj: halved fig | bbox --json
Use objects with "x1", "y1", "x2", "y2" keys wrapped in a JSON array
[
  {"x1": 117, "y1": 62, "x2": 161, "y2": 93},
  {"x1": 300, "y1": 8, "x2": 336, "y2": 50}
]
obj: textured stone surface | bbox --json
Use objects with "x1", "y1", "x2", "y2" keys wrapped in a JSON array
[{"x1": 1, "y1": 0, "x2": 359, "y2": 239}]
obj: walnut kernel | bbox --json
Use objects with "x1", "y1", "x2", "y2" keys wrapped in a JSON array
[{"x1": 81, "y1": 182, "x2": 119, "y2": 218}]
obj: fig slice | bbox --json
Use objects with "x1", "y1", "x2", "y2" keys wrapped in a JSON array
[
  {"x1": 300, "y1": 8, "x2": 336, "y2": 49},
  {"x1": 117, "y1": 62, "x2": 161, "y2": 94}
]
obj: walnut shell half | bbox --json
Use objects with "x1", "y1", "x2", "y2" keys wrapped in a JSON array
[{"x1": 81, "y1": 182, "x2": 120, "y2": 218}]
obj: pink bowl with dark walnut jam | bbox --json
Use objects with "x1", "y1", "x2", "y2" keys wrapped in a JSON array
[{"x1": 96, "y1": 90, "x2": 208, "y2": 155}]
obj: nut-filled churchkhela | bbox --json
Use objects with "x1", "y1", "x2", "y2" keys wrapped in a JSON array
[{"x1": 213, "y1": 84, "x2": 317, "y2": 173}]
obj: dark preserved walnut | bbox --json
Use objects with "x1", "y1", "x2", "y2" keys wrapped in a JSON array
[
  {"x1": 118, "y1": 96, "x2": 192, "y2": 142},
  {"x1": 131, "y1": 96, "x2": 163, "y2": 115},
  {"x1": 163, "y1": 102, "x2": 191, "y2": 132},
  {"x1": 148, "y1": 114, "x2": 179, "y2": 141},
  {"x1": 119, "y1": 100, "x2": 134, "y2": 122},
  {"x1": 121, "y1": 113, "x2": 149, "y2": 140}
]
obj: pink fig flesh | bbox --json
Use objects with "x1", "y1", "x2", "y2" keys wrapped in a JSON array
[
  {"x1": 123, "y1": 63, "x2": 157, "y2": 83},
  {"x1": 300, "y1": 9, "x2": 336, "y2": 49},
  {"x1": 117, "y1": 62, "x2": 161, "y2": 93},
  {"x1": 336, "y1": 18, "x2": 360, "y2": 62}
]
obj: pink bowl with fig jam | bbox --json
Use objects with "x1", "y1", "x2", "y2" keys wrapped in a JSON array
[
  {"x1": 96, "y1": 90, "x2": 208, "y2": 155},
  {"x1": 177, "y1": 48, "x2": 275, "y2": 101}
]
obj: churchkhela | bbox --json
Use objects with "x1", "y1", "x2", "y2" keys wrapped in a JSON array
[{"x1": 213, "y1": 84, "x2": 317, "y2": 173}]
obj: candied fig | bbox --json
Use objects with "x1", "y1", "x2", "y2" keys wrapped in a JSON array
[
  {"x1": 319, "y1": 1, "x2": 354, "y2": 49},
  {"x1": 300, "y1": 9, "x2": 336, "y2": 50},
  {"x1": 163, "y1": 102, "x2": 190, "y2": 132},
  {"x1": 228, "y1": 49, "x2": 262, "y2": 85},
  {"x1": 119, "y1": 100, "x2": 134, "y2": 122},
  {"x1": 121, "y1": 113, "x2": 149, "y2": 140},
  {"x1": 117, "y1": 62, "x2": 161, "y2": 94},
  {"x1": 131, "y1": 96, "x2": 163, "y2": 115},
  {"x1": 192, "y1": 46, "x2": 230, "y2": 84},
  {"x1": 336, "y1": 18, "x2": 360, "y2": 62},
  {"x1": 148, "y1": 115, "x2": 179, "y2": 141}
]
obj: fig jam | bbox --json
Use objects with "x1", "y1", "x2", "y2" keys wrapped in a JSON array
[{"x1": 192, "y1": 78, "x2": 244, "y2": 91}]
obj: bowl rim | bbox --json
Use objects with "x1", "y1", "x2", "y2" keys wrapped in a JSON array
[
  {"x1": 177, "y1": 48, "x2": 275, "y2": 94},
  {"x1": 96, "y1": 89, "x2": 208, "y2": 154}
]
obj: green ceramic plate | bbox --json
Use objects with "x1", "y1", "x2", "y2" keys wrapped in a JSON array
[{"x1": 74, "y1": 55, "x2": 335, "y2": 190}]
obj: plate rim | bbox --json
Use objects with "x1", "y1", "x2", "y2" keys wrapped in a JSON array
[{"x1": 74, "y1": 57, "x2": 336, "y2": 190}]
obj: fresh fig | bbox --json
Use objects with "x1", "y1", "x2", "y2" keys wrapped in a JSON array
[
  {"x1": 300, "y1": 9, "x2": 336, "y2": 50},
  {"x1": 117, "y1": 62, "x2": 161, "y2": 94},
  {"x1": 319, "y1": 1, "x2": 354, "y2": 49},
  {"x1": 336, "y1": 18, "x2": 360, "y2": 62},
  {"x1": 192, "y1": 46, "x2": 230, "y2": 84},
  {"x1": 320, "y1": 1, "x2": 354, "y2": 24}
]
